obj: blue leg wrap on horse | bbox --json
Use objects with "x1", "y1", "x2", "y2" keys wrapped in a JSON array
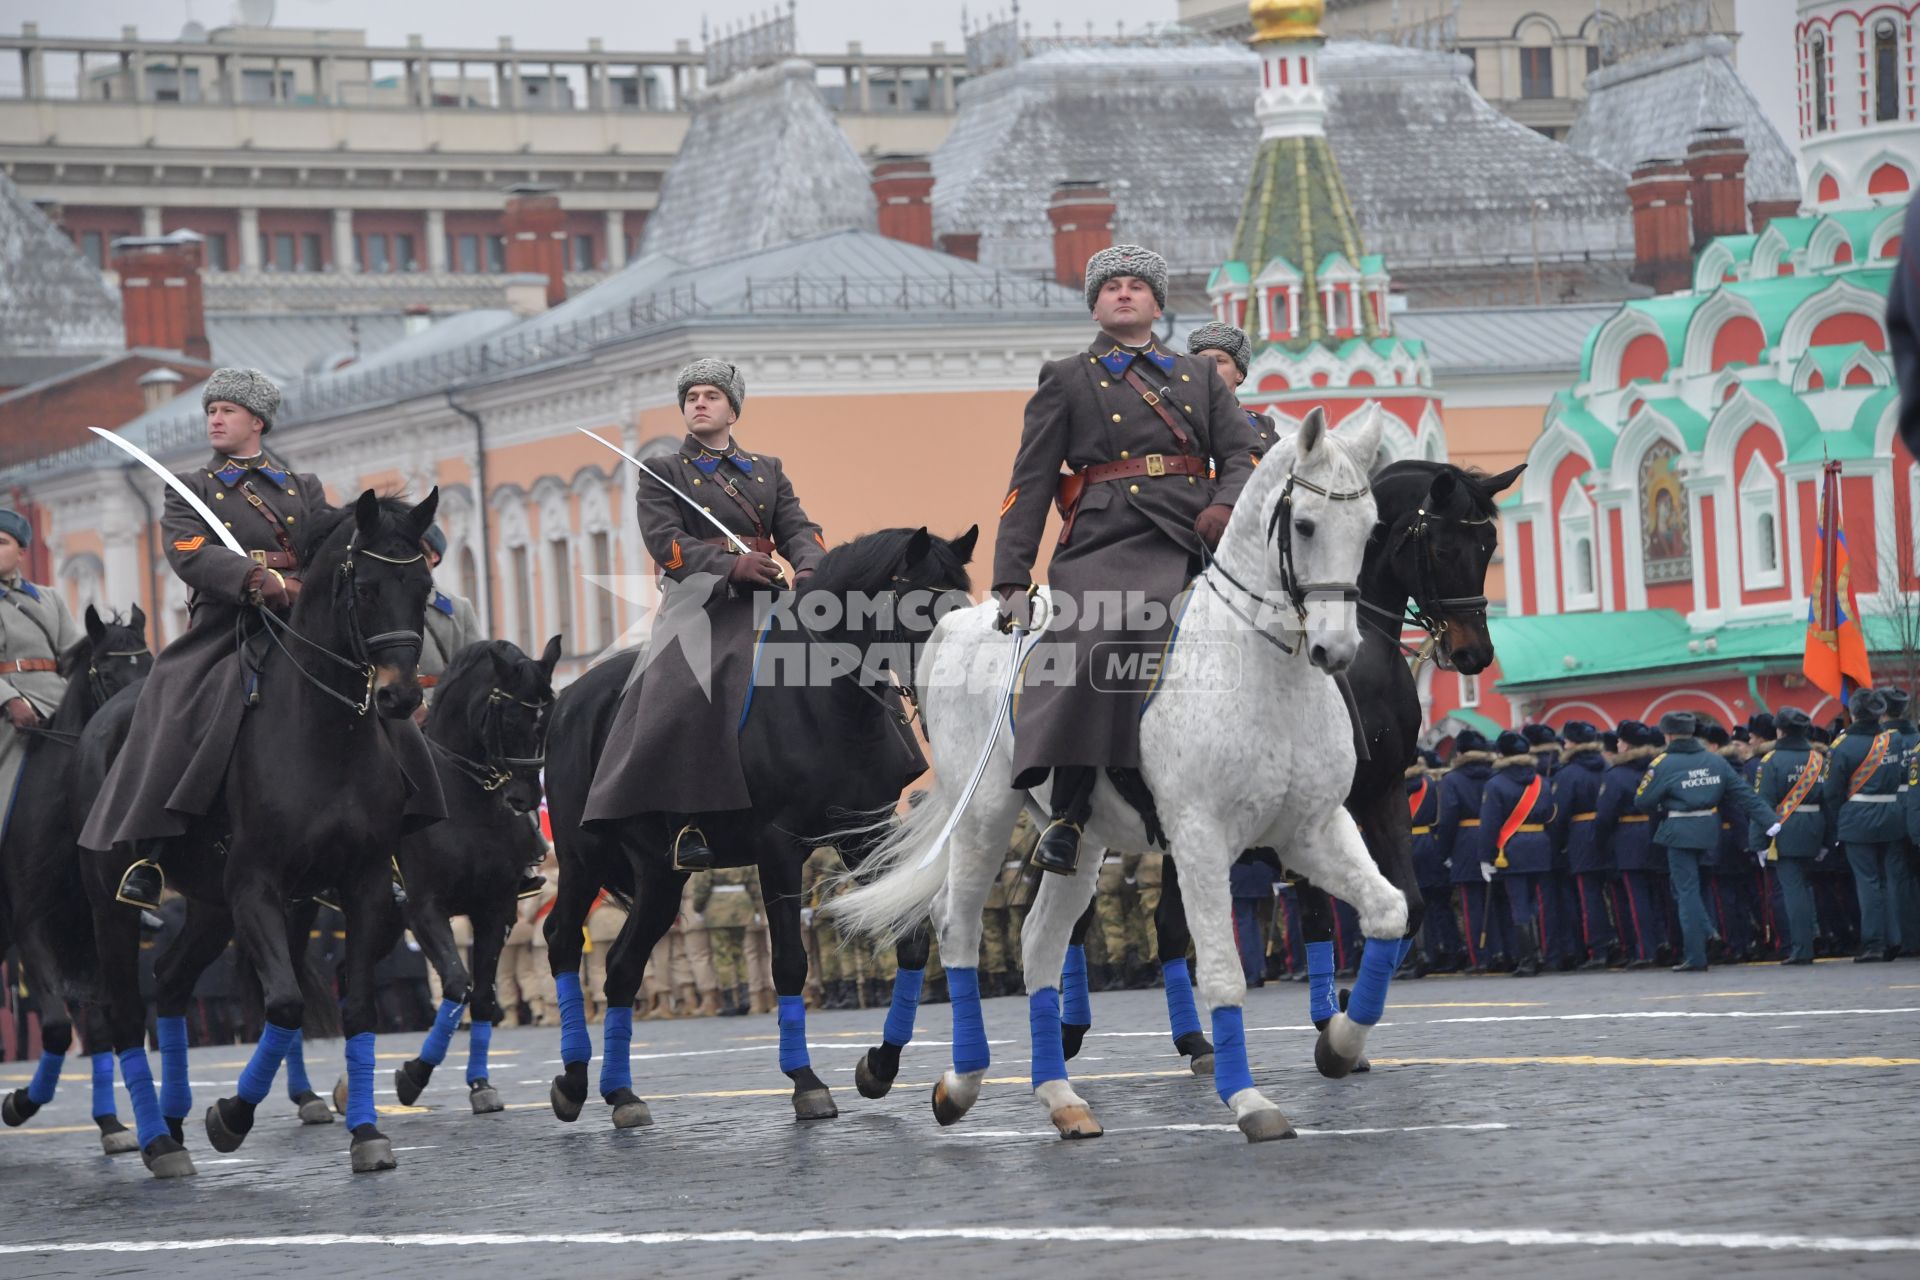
[
  {"x1": 882, "y1": 968, "x2": 923, "y2": 1047},
  {"x1": 1306, "y1": 940, "x2": 1337, "y2": 1024},
  {"x1": 1162, "y1": 957, "x2": 1202, "y2": 1044},
  {"x1": 235, "y1": 1021, "x2": 295, "y2": 1106},
  {"x1": 419, "y1": 997, "x2": 464, "y2": 1068},
  {"x1": 598, "y1": 1006, "x2": 633, "y2": 1095},
  {"x1": 1062, "y1": 945, "x2": 1091, "y2": 1025},
  {"x1": 156, "y1": 1015, "x2": 191, "y2": 1117},
  {"x1": 120, "y1": 1048, "x2": 167, "y2": 1148},
  {"x1": 466, "y1": 1021, "x2": 492, "y2": 1085},
  {"x1": 1346, "y1": 936, "x2": 1400, "y2": 1027},
  {"x1": 90, "y1": 1051, "x2": 116, "y2": 1119},
  {"x1": 555, "y1": 971, "x2": 591, "y2": 1067},
  {"x1": 284, "y1": 1029, "x2": 313, "y2": 1099},
  {"x1": 947, "y1": 967, "x2": 990, "y2": 1074},
  {"x1": 778, "y1": 996, "x2": 810, "y2": 1073},
  {"x1": 1210, "y1": 1005, "x2": 1256, "y2": 1105},
  {"x1": 344, "y1": 1032, "x2": 376, "y2": 1130},
  {"x1": 25, "y1": 1050, "x2": 63, "y2": 1106},
  {"x1": 1028, "y1": 987, "x2": 1067, "y2": 1087}
]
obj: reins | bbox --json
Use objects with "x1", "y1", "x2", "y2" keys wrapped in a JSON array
[{"x1": 255, "y1": 533, "x2": 427, "y2": 717}]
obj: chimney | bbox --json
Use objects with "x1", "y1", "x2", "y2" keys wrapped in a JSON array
[
  {"x1": 1685, "y1": 128, "x2": 1749, "y2": 246},
  {"x1": 503, "y1": 183, "x2": 567, "y2": 307},
  {"x1": 1747, "y1": 199, "x2": 1799, "y2": 237},
  {"x1": 403, "y1": 303, "x2": 433, "y2": 337},
  {"x1": 112, "y1": 231, "x2": 209, "y2": 360},
  {"x1": 1047, "y1": 180, "x2": 1115, "y2": 291},
  {"x1": 504, "y1": 272, "x2": 551, "y2": 317},
  {"x1": 938, "y1": 231, "x2": 981, "y2": 262},
  {"x1": 871, "y1": 154, "x2": 935, "y2": 249},
  {"x1": 1627, "y1": 159, "x2": 1693, "y2": 296},
  {"x1": 137, "y1": 366, "x2": 185, "y2": 413}
]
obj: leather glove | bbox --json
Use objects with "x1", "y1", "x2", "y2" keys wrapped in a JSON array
[
  {"x1": 4, "y1": 697, "x2": 39, "y2": 731},
  {"x1": 1194, "y1": 503, "x2": 1233, "y2": 550},
  {"x1": 995, "y1": 583, "x2": 1032, "y2": 632},
  {"x1": 727, "y1": 552, "x2": 783, "y2": 587},
  {"x1": 248, "y1": 565, "x2": 293, "y2": 612}
]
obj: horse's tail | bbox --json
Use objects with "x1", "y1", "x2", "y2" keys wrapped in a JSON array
[{"x1": 823, "y1": 787, "x2": 955, "y2": 947}]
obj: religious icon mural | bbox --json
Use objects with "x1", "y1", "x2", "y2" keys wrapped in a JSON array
[{"x1": 1640, "y1": 440, "x2": 1691, "y2": 583}]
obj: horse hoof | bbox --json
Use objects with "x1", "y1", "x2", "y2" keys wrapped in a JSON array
[
  {"x1": 99, "y1": 1121, "x2": 140, "y2": 1155},
  {"x1": 1352, "y1": 1056, "x2": 1372, "y2": 1074},
  {"x1": 393, "y1": 1059, "x2": 431, "y2": 1107},
  {"x1": 610, "y1": 1099, "x2": 653, "y2": 1129},
  {"x1": 854, "y1": 1053, "x2": 893, "y2": 1100},
  {"x1": 1049, "y1": 1105, "x2": 1103, "y2": 1140},
  {"x1": 469, "y1": 1082, "x2": 505, "y2": 1115},
  {"x1": 1188, "y1": 1053, "x2": 1215, "y2": 1078},
  {"x1": 793, "y1": 1088, "x2": 838, "y2": 1122},
  {"x1": 330, "y1": 1074, "x2": 348, "y2": 1115},
  {"x1": 204, "y1": 1097, "x2": 254, "y2": 1154},
  {"x1": 1237, "y1": 1108, "x2": 1297, "y2": 1143},
  {"x1": 2, "y1": 1089, "x2": 38, "y2": 1126},
  {"x1": 1313, "y1": 1027, "x2": 1358, "y2": 1080},
  {"x1": 930, "y1": 1079, "x2": 971, "y2": 1128},
  {"x1": 1061, "y1": 1022, "x2": 1089, "y2": 1061},
  {"x1": 295, "y1": 1093, "x2": 336, "y2": 1125},
  {"x1": 549, "y1": 1077, "x2": 584, "y2": 1123},
  {"x1": 350, "y1": 1136, "x2": 397, "y2": 1173},
  {"x1": 141, "y1": 1135, "x2": 197, "y2": 1179}
]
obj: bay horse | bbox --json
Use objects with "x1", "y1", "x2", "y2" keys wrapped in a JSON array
[
  {"x1": 832, "y1": 406, "x2": 1404, "y2": 1142},
  {"x1": 540, "y1": 524, "x2": 974, "y2": 1129},
  {"x1": 79, "y1": 489, "x2": 441, "y2": 1178},
  {"x1": 0, "y1": 606, "x2": 151, "y2": 1152}
]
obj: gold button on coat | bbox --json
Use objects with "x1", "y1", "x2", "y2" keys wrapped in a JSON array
[
  {"x1": 1111, "y1": 414, "x2": 1122, "y2": 423},
  {"x1": 1128, "y1": 484, "x2": 1140, "y2": 494}
]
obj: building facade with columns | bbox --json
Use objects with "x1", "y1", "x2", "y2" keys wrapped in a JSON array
[{"x1": 1422, "y1": 0, "x2": 1919, "y2": 738}]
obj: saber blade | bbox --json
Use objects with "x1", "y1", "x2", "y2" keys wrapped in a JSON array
[
  {"x1": 575, "y1": 427, "x2": 756, "y2": 559},
  {"x1": 89, "y1": 427, "x2": 249, "y2": 558}
]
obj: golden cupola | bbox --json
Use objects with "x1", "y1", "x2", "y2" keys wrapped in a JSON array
[{"x1": 1250, "y1": 0, "x2": 1325, "y2": 41}]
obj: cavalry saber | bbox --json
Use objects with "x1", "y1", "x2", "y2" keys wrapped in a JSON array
[
  {"x1": 89, "y1": 427, "x2": 250, "y2": 560},
  {"x1": 576, "y1": 427, "x2": 759, "y2": 561}
]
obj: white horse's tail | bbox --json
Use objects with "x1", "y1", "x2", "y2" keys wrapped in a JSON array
[{"x1": 824, "y1": 786, "x2": 957, "y2": 947}]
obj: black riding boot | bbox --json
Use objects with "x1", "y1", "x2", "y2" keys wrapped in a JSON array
[
  {"x1": 116, "y1": 847, "x2": 166, "y2": 911},
  {"x1": 1511, "y1": 923, "x2": 1542, "y2": 978},
  {"x1": 1033, "y1": 767, "x2": 1097, "y2": 875},
  {"x1": 671, "y1": 820, "x2": 715, "y2": 873}
]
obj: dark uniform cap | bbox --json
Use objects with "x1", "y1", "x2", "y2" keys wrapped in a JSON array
[
  {"x1": 1877, "y1": 686, "x2": 1910, "y2": 715},
  {"x1": 1775, "y1": 706, "x2": 1814, "y2": 733},
  {"x1": 1657, "y1": 710, "x2": 1697, "y2": 738},
  {"x1": 1703, "y1": 724, "x2": 1731, "y2": 747},
  {"x1": 1522, "y1": 723, "x2": 1561, "y2": 747},
  {"x1": 1849, "y1": 688, "x2": 1888, "y2": 720},
  {"x1": 1420, "y1": 748, "x2": 1443, "y2": 770},
  {"x1": 1615, "y1": 719, "x2": 1655, "y2": 747},
  {"x1": 0, "y1": 508, "x2": 30, "y2": 548},
  {"x1": 1452, "y1": 728, "x2": 1490, "y2": 755},
  {"x1": 1561, "y1": 720, "x2": 1599, "y2": 744},
  {"x1": 1495, "y1": 729, "x2": 1532, "y2": 757},
  {"x1": 1731, "y1": 725, "x2": 1751, "y2": 743},
  {"x1": 421, "y1": 524, "x2": 448, "y2": 556},
  {"x1": 1747, "y1": 712, "x2": 1777, "y2": 740}
]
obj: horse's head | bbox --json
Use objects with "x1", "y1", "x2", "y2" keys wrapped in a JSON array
[
  {"x1": 1235, "y1": 404, "x2": 1382, "y2": 673},
  {"x1": 1374, "y1": 462, "x2": 1523, "y2": 674},
  {"x1": 807, "y1": 524, "x2": 977, "y2": 642},
  {"x1": 299, "y1": 488, "x2": 439, "y2": 719},
  {"x1": 68, "y1": 603, "x2": 152, "y2": 710},
  {"x1": 477, "y1": 635, "x2": 561, "y2": 814}
]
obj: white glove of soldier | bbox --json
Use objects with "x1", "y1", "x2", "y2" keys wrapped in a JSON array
[
  {"x1": 1766, "y1": 822, "x2": 1782, "y2": 838},
  {"x1": 1478, "y1": 861, "x2": 1495, "y2": 883}
]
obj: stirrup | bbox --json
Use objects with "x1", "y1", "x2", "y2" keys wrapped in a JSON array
[
  {"x1": 1032, "y1": 819, "x2": 1083, "y2": 875},
  {"x1": 671, "y1": 824, "x2": 715, "y2": 873},
  {"x1": 517, "y1": 873, "x2": 548, "y2": 900},
  {"x1": 115, "y1": 859, "x2": 164, "y2": 910}
]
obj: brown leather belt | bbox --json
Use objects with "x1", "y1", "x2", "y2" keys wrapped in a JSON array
[
  {"x1": 248, "y1": 549, "x2": 299, "y2": 570},
  {"x1": 1055, "y1": 453, "x2": 1207, "y2": 546},
  {"x1": 702, "y1": 535, "x2": 777, "y2": 556},
  {"x1": 0, "y1": 658, "x2": 56, "y2": 674}
]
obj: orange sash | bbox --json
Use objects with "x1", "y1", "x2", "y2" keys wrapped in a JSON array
[
  {"x1": 1493, "y1": 774, "x2": 1543, "y2": 870},
  {"x1": 1846, "y1": 731, "x2": 1894, "y2": 799},
  {"x1": 1407, "y1": 778, "x2": 1429, "y2": 821}
]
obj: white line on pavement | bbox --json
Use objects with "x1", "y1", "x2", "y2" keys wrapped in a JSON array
[
  {"x1": 1421, "y1": 1006, "x2": 1920, "y2": 1025},
  {"x1": 939, "y1": 1122, "x2": 1513, "y2": 1139},
  {"x1": 5, "y1": 1223, "x2": 1915, "y2": 1255}
]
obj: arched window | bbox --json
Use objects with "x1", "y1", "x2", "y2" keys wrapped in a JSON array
[
  {"x1": 1876, "y1": 21, "x2": 1900, "y2": 124},
  {"x1": 1757, "y1": 512, "x2": 1778, "y2": 573},
  {"x1": 1739, "y1": 453, "x2": 1784, "y2": 591},
  {"x1": 1559, "y1": 484, "x2": 1599, "y2": 611},
  {"x1": 1812, "y1": 33, "x2": 1828, "y2": 133}
]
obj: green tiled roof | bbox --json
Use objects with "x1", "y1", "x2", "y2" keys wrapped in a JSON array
[
  {"x1": 1230, "y1": 134, "x2": 1375, "y2": 347},
  {"x1": 1738, "y1": 381, "x2": 1822, "y2": 459},
  {"x1": 1209, "y1": 260, "x2": 1250, "y2": 289},
  {"x1": 1800, "y1": 342, "x2": 1869, "y2": 389},
  {"x1": 1547, "y1": 393, "x2": 1616, "y2": 469},
  {"x1": 1710, "y1": 233, "x2": 1759, "y2": 266},
  {"x1": 1718, "y1": 273, "x2": 1830, "y2": 343},
  {"x1": 1621, "y1": 293, "x2": 1700, "y2": 362},
  {"x1": 1766, "y1": 217, "x2": 1818, "y2": 250},
  {"x1": 1820, "y1": 206, "x2": 1901, "y2": 254},
  {"x1": 1641, "y1": 396, "x2": 1710, "y2": 449}
]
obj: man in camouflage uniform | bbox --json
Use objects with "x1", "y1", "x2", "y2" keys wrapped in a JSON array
[
  {"x1": 803, "y1": 847, "x2": 858, "y2": 1010},
  {"x1": 980, "y1": 812, "x2": 1040, "y2": 997},
  {"x1": 702, "y1": 864, "x2": 759, "y2": 1015},
  {"x1": 1095, "y1": 851, "x2": 1147, "y2": 989},
  {"x1": 582, "y1": 891, "x2": 627, "y2": 1022}
]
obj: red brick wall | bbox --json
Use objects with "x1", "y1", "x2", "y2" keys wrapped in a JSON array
[{"x1": 0, "y1": 355, "x2": 208, "y2": 467}]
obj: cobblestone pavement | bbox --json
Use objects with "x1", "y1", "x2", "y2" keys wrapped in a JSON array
[{"x1": 2, "y1": 960, "x2": 1917, "y2": 1279}]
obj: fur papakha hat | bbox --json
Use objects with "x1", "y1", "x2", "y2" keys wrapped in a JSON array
[
  {"x1": 676, "y1": 357, "x2": 746, "y2": 415},
  {"x1": 1186, "y1": 321, "x2": 1252, "y2": 375},
  {"x1": 1084, "y1": 243, "x2": 1168, "y2": 311},
  {"x1": 201, "y1": 368, "x2": 282, "y2": 431}
]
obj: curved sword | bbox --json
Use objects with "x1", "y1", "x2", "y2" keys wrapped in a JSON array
[
  {"x1": 575, "y1": 427, "x2": 757, "y2": 559},
  {"x1": 89, "y1": 427, "x2": 249, "y2": 559}
]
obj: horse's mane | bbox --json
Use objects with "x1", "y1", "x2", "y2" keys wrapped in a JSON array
[
  {"x1": 810, "y1": 527, "x2": 973, "y2": 596},
  {"x1": 293, "y1": 492, "x2": 417, "y2": 569},
  {"x1": 440, "y1": 638, "x2": 550, "y2": 697},
  {"x1": 1374, "y1": 460, "x2": 1502, "y2": 519}
]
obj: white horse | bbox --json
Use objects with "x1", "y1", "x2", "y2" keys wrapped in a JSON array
[{"x1": 830, "y1": 404, "x2": 1411, "y2": 1143}]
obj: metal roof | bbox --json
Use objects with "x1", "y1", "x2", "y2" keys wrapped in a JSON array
[
  {"x1": 1393, "y1": 303, "x2": 1620, "y2": 376},
  {"x1": 0, "y1": 170, "x2": 122, "y2": 358}
]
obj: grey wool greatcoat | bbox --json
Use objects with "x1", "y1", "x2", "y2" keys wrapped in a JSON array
[
  {"x1": 419, "y1": 589, "x2": 483, "y2": 706},
  {"x1": 583, "y1": 433, "x2": 826, "y2": 825},
  {"x1": 81, "y1": 453, "x2": 444, "y2": 850},
  {"x1": 0, "y1": 574, "x2": 83, "y2": 833},
  {"x1": 994, "y1": 333, "x2": 1260, "y2": 789}
]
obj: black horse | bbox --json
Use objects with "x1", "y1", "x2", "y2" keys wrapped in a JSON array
[
  {"x1": 541, "y1": 524, "x2": 975, "y2": 1127},
  {"x1": 1060, "y1": 459, "x2": 1522, "y2": 1075},
  {"x1": 377, "y1": 636, "x2": 559, "y2": 1115},
  {"x1": 80, "y1": 489, "x2": 441, "y2": 1178},
  {"x1": 0, "y1": 606, "x2": 152, "y2": 1151}
]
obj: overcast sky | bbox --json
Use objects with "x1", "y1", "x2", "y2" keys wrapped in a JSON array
[{"x1": 20, "y1": 0, "x2": 1182, "y2": 53}]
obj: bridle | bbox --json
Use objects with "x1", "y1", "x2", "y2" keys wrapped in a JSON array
[
  {"x1": 783, "y1": 568, "x2": 965, "y2": 730},
  {"x1": 1358, "y1": 503, "x2": 1496, "y2": 664},
  {"x1": 431, "y1": 685, "x2": 551, "y2": 792},
  {"x1": 1201, "y1": 463, "x2": 1373, "y2": 655},
  {"x1": 87, "y1": 641, "x2": 151, "y2": 707},
  {"x1": 257, "y1": 532, "x2": 428, "y2": 716}
]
